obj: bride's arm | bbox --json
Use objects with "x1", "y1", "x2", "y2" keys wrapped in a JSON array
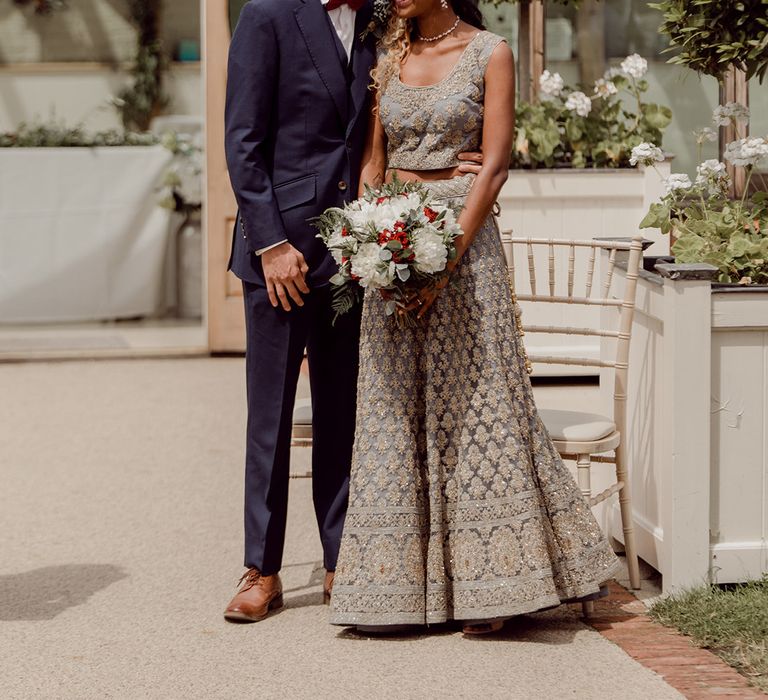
[
  {"x1": 358, "y1": 95, "x2": 388, "y2": 197},
  {"x1": 451, "y1": 43, "x2": 516, "y2": 264}
]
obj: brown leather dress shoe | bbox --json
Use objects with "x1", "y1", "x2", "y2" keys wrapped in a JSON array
[
  {"x1": 323, "y1": 570, "x2": 335, "y2": 605},
  {"x1": 224, "y1": 568, "x2": 283, "y2": 623}
]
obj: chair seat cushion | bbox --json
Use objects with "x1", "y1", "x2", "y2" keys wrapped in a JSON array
[
  {"x1": 292, "y1": 399, "x2": 313, "y2": 426},
  {"x1": 539, "y1": 408, "x2": 616, "y2": 443}
]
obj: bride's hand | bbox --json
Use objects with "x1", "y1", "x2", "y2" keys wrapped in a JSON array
[
  {"x1": 400, "y1": 272, "x2": 452, "y2": 319},
  {"x1": 457, "y1": 151, "x2": 483, "y2": 175}
]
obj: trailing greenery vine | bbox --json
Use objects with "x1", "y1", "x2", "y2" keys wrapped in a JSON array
[
  {"x1": 115, "y1": 0, "x2": 168, "y2": 133},
  {"x1": 650, "y1": 0, "x2": 768, "y2": 82}
]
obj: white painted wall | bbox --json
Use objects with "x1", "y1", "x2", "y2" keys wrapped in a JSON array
[{"x1": 0, "y1": 63, "x2": 201, "y2": 132}]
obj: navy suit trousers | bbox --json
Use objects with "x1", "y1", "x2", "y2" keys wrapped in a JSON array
[{"x1": 242, "y1": 281, "x2": 361, "y2": 575}]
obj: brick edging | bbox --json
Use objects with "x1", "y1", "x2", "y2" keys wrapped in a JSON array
[{"x1": 574, "y1": 581, "x2": 767, "y2": 699}]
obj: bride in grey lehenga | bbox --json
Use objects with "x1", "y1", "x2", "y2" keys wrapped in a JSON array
[{"x1": 329, "y1": 0, "x2": 621, "y2": 634}]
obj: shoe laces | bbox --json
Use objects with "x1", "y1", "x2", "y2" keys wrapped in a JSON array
[{"x1": 237, "y1": 568, "x2": 262, "y2": 591}]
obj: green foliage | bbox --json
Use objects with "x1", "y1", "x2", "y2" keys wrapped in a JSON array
[
  {"x1": 0, "y1": 121, "x2": 158, "y2": 148},
  {"x1": 650, "y1": 0, "x2": 768, "y2": 82},
  {"x1": 513, "y1": 68, "x2": 672, "y2": 169},
  {"x1": 670, "y1": 202, "x2": 768, "y2": 284},
  {"x1": 650, "y1": 577, "x2": 768, "y2": 693}
]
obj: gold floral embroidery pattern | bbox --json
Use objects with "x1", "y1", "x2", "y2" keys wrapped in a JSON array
[
  {"x1": 330, "y1": 176, "x2": 622, "y2": 626},
  {"x1": 380, "y1": 31, "x2": 505, "y2": 171}
]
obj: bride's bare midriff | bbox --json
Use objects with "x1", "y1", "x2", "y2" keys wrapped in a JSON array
[{"x1": 386, "y1": 166, "x2": 464, "y2": 183}]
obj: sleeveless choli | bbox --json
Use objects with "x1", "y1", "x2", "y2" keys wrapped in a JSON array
[
  {"x1": 329, "y1": 32, "x2": 621, "y2": 626},
  {"x1": 380, "y1": 31, "x2": 500, "y2": 171}
]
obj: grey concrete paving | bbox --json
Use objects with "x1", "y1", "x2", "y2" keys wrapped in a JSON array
[{"x1": 0, "y1": 358, "x2": 682, "y2": 700}]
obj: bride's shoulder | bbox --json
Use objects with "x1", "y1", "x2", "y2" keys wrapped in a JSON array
[
  {"x1": 470, "y1": 30, "x2": 510, "y2": 67},
  {"x1": 474, "y1": 30, "x2": 508, "y2": 49}
]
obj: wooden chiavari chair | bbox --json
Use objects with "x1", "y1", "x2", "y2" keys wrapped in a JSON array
[{"x1": 501, "y1": 231, "x2": 645, "y2": 592}]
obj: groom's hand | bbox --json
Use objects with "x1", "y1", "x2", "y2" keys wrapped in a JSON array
[
  {"x1": 457, "y1": 151, "x2": 484, "y2": 175},
  {"x1": 261, "y1": 242, "x2": 310, "y2": 311}
]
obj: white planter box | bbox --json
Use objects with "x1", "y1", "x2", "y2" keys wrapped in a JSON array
[
  {"x1": 0, "y1": 145, "x2": 173, "y2": 323},
  {"x1": 498, "y1": 164, "x2": 670, "y2": 374},
  {"x1": 598, "y1": 260, "x2": 768, "y2": 593}
]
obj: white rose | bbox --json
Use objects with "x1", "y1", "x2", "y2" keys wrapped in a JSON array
[
  {"x1": 412, "y1": 229, "x2": 448, "y2": 274},
  {"x1": 621, "y1": 53, "x2": 648, "y2": 79},
  {"x1": 629, "y1": 142, "x2": 664, "y2": 167},
  {"x1": 539, "y1": 70, "x2": 564, "y2": 98},
  {"x1": 371, "y1": 202, "x2": 400, "y2": 233},
  {"x1": 346, "y1": 200, "x2": 377, "y2": 234},
  {"x1": 350, "y1": 242, "x2": 394, "y2": 288},
  {"x1": 565, "y1": 91, "x2": 592, "y2": 117}
]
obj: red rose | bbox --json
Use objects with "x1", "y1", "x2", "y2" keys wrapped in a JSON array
[{"x1": 424, "y1": 207, "x2": 438, "y2": 222}]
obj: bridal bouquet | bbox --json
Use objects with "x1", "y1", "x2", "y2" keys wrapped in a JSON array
[{"x1": 314, "y1": 178, "x2": 463, "y2": 323}]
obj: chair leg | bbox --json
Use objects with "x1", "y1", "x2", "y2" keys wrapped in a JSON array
[
  {"x1": 576, "y1": 453, "x2": 592, "y2": 502},
  {"x1": 615, "y1": 443, "x2": 640, "y2": 590},
  {"x1": 581, "y1": 600, "x2": 594, "y2": 618}
]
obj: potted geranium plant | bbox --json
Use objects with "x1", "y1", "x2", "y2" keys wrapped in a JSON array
[
  {"x1": 513, "y1": 54, "x2": 672, "y2": 169},
  {"x1": 636, "y1": 106, "x2": 768, "y2": 285}
]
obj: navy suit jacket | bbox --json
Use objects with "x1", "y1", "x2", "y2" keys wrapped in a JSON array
[{"x1": 225, "y1": 0, "x2": 376, "y2": 287}]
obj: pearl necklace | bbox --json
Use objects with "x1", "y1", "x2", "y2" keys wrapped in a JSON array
[{"x1": 418, "y1": 16, "x2": 460, "y2": 43}]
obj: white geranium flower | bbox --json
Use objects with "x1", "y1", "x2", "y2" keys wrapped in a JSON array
[
  {"x1": 350, "y1": 242, "x2": 394, "y2": 288},
  {"x1": 695, "y1": 159, "x2": 728, "y2": 188},
  {"x1": 604, "y1": 66, "x2": 624, "y2": 80},
  {"x1": 629, "y1": 142, "x2": 664, "y2": 167},
  {"x1": 412, "y1": 229, "x2": 448, "y2": 274},
  {"x1": 565, "y1": 91, "x2": 592, "y2": 117},
  {"x1": 693, "y1": 127, "x2": 718, "y2": 144},
  {"x1": 723, "y1": 137, "x2": 768, "y2": 168},
  {"x1": 713, "y1": 102, "x2": 750, "y2": 127},
  {"x1": 594, "y1": 78, "x2": 618, "y2": 97},
  {"x1": 621, "y1": 53, "x2": 648, "y2": 79},
  {"x1": 663, "y1": 173, "x2": 693, "y2": 195},
  {"x1": 539, "y1": 70, "x2": 564, "y2": 98}
]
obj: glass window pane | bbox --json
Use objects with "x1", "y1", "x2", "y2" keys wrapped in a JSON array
[
  {"x1": 544, "y1": 0, "x2": 719, "y2": 176},
  {"x1": 479, "y1": 1, "x2": 519, "y2": 95}
]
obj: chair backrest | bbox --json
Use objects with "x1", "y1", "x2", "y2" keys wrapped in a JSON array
[{"x1": 499, "y1": 231, "x2": 645, "y2": 432}]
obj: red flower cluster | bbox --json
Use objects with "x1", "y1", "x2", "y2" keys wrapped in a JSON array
[
  {"x1": 424, "y1": 207, "x2": 439, "y2": 223},
  {"x1": 378, "y1": 221, "x2": 414, "y2": 263},
  {"x1": 377, "y1": 222, "x2": 409, "y2": 247}
]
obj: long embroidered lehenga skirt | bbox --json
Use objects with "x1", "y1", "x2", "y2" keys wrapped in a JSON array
[{"x1": 330, "y1": 175, "x2": 622, "y2": 626}]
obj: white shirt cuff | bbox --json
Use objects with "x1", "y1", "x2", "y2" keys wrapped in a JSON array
[{"x1": 255, "y1": 239, "x2": 288, "y2": 256}]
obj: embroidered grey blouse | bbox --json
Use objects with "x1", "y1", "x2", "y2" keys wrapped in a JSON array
[{"x1": 380, "y1": 31, "x2": 507, "y2": 171}]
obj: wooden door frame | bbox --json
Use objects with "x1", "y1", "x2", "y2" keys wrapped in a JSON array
[{"x1": 203, "y1": 0, "x2": 246, "y2": 353}]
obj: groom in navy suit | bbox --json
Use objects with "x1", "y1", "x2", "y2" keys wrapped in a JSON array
[{"x1": 222, "y1": 0, "x2": 375, "y2": 622}]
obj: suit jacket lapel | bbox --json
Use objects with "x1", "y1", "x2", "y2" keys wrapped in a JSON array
[
  {"x1": 295, "y1": 0, "x2": 349, "y2": 125},
  {"x1": 346, "y1": 2, "x2": 376, "y2": 138}
]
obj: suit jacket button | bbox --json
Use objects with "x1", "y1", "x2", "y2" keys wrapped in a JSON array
[{"x1": 338, "y1": 180, "x2": 348, "y2": 191}]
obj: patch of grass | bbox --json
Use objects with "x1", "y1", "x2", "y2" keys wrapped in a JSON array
[{"x1": 649, "y1": 577, "x2": 768, "y2": 693}]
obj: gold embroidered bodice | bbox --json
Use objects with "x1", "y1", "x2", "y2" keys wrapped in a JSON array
[{"x1": 380, "y1": 31, "x2": 506, "y2": 171}]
